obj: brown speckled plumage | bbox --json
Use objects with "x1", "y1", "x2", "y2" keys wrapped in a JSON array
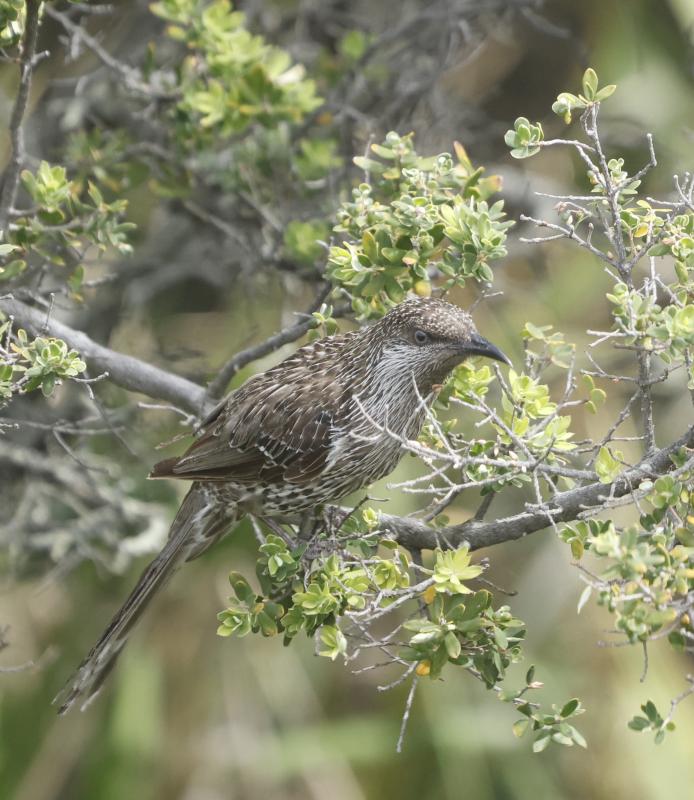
[{"x1": 56, "y1": 298, "x2": 509, "y2": 713}]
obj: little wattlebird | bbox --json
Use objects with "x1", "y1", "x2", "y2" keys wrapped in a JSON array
[{"x1": 55, "y1": 297, "x2": 510, "y2": 713}]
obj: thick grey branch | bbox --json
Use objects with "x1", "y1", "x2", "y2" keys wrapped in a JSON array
[
  {"x1": 378, "y1": 425, "x2": 694, "y2": 551},
  {"x1": 3, "y1": 300, "x2": 691, "y2": 558},
  {"x1": 0, "y1": 297, "x2": 211, "y2": 416}
]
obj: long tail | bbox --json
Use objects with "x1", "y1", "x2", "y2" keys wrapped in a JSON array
[{"x1": 54, "y1": 483, "x2": 236, "y2": 715}]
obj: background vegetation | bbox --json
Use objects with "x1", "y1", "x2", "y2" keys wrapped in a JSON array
[{"x1": 1, "y1": 1, "x2": 693, "y2": 798}]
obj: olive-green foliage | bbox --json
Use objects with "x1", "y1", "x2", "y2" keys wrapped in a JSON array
[
  {"x1": 2, "y1": 0, "x2": 693, "y2": 765},
  {"x1": 0, "y1": 160, "x2": 131, "y2": 405},
  {"x1": 0, "y1": 325, "x2": 86, "y2": 400},
  {"x1": 561, "y1": 465, "x2": 694, "y2": 744},
  {"x1": 0, "y1": 0, "x2": 321, "y2": 405},
  {"x1": 0, "y1": 0, "x2": 24, "y2": 48},
  {"x1": 151, "y1": 0, "x2": 321, "y2": 137},
  {"x1": 217, "y1": 68, "x2": 694, "y2": 752},
  {"x1": 506, "y1": 69, "x2": 694, "y2": 742},
  {"x1": 328, "y1": 133, "x2": 512, "y2": 317},
  {"x1": 4, "y1": 162, "x2": 133, "y2": 284},
  {"x1": 218, "y1": 524, "x2": 586, "y2": 753}
]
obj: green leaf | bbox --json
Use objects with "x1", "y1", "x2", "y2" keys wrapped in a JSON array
[
  {"x1": 284, "y1": 219, "x2": 329, "y2": 264},
  {"x1": 504, "y1": 117, "x2": 544, "y2": 159},
  {"x1": 41, "y1": 374, "x2": 56, "y2": 397},
  {"x1": 512, "y1": 719, "x2": 530, "y2": 738},
  {"x1": 560, "y1": 698, "x2": 579, "y2": 718},
  {"x1": 494, "y1": 627, "x2": 508, "y2": 649},
  {"x1": 444, "y1": 631, "x2": 461, "y2": 659},
  {"x1": 228, "y1": 572, "x2": 256, "y2": 604},
  {"x1": 362, "y1": 231, "x2": 378, "y2": 263},
  {"x1": 523, "y1": 321, "x2": 548, "y2": 340},
  {"x1": 595, "y1": 446, "x2": 622, "y2": 484},
  {"x1": 551, "y1": 92, "x2": 583, "y2": 124},
  {"x1": 582, "y1": 68, "x2": 599, "y2": 101},
  {"x1": 569, "y1": 726, "x2": 587, "y2": 748},
  {"x1": 68, "y1": 265, "x2": 85, "y2": 295},
  {"x1": 0, "y1": 259, "x2": 26, "y2": 280},
  {"x1": 432, "y1": 547, "x2": 483, "y2": 594},
  {"x1": 338, "y1": 29, "x2": 368, "y2": 61},
  {"x1": 643, "y1": 701, "x2": 660, "y2": 723},
  {"x1": 576, "y1": 585, "x2": 592, "y2": 614},
  {"x1": 590, "y1": 388, "x2": 606, "y2": 408},
  {"x1": 595, "y1": 84, "x2": 617, "y2": 101},
  {"x1": 318, "y1": 625, "x2": 347, "y2": 661},
  {"x1": 353, "y1": 156, "x2": 386, "y2": 174}
]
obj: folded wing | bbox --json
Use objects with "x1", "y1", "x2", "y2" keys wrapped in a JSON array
[{"x1": 150, "y1": 369, "x2": 346, "y2": 486}]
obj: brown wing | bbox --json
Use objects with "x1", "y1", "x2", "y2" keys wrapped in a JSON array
[{"x1": 150, "y1": 364, "x2": 346, "y2": 486}]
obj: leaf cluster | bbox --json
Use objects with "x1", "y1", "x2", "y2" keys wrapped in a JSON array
[
  {"x1": 328, "y1": 133, "x2": 512, "y2": 317},
  {"x1": 218, "y1": 528, "x2": 585, "y2": 753},
  {"x1": 151, "y1": 0, "x2": 321, "y2": 141},
  {"x1": 1, "y1": 162, "x2": 134, "y2": 292},
  {"x1": 0, "y1": 325, "x2": 87, "y2": 402}
]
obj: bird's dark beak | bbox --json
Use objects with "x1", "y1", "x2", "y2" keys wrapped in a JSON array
[{"x1": 464, "y1": 333, "x2": 511, "y2": 366}]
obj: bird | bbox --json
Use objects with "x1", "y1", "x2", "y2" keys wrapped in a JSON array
[{"x1": 55, "y1": 296, "x2": 510, "y2": 713}]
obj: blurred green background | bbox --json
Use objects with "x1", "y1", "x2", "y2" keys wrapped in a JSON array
[{"x1": 2, "y1": 1, "x2": 694, "y2": 798}]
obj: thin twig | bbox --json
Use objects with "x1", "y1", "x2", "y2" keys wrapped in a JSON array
[
  {"x1": 45, "y1": 5, "x2": 174, "y2": 99},
  {"x1": 396, "y1": 675, "x2": 419, "y2": 753},
  {"x1": 374, "y1": 424, "x2": 694, "y2": 551},
  {"x1": 205, "y1": 287, "x2": 339, "y2": 399}
]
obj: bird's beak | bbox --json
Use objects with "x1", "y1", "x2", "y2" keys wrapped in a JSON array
[{"x1": 464, "y1": 333, "x2": 511, "y2": 366}]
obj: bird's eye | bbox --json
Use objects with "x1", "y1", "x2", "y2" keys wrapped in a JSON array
[{"x1": 414, "y1": 329, "x2": 428, "y2": 345}]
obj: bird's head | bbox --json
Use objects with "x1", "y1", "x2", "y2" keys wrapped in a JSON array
[{"x1": 372, "y1": 297, "x2": 510, "y2": 393}]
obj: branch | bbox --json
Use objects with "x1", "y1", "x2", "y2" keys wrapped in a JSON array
[
  {"x1": 44, "y1": 5, "x2": 174, "y2": 99},
  {"x1": 206, "y1": 312, "x2": 318, "y2": 399},
  {"x1": 205, "y1": 287, "x2": 342, "y2": 399},
  {"x1": 0, "y1": 297, "x2": 211, "y2": 416},
  {"x1": 2, "y1": 304, "x2": 690, "y2": 559},
  {"x1": 0, "y1": 0, "x2": 42, "y2": 232},
  {"x1": 378, "y1": 425, "x2": 694, "y2": 552}
]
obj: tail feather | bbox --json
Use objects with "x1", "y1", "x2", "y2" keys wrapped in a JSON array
[
  {"x1": 54, "y1": 483, "x2": 236, "y2": 714},
  {"x1": 148, "y1": 456, "x2": 180, "y2": 479}
]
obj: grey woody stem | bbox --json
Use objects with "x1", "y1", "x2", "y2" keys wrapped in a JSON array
[
  {"x1": 376, "y1": 426, "x2": 694, "y2": 551},
  {"x1": 3, "y1": 297, "x2": 691, "y2": 556},
  {"x1": 0, "y1": 297, "x2": 211, "y2": 416}
]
